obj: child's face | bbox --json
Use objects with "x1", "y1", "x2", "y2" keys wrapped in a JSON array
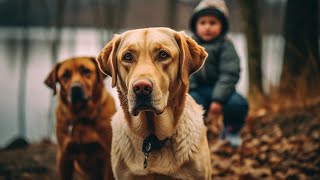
[{"x1": 196, "y1": 15, "x2": 222, "y2": 42}]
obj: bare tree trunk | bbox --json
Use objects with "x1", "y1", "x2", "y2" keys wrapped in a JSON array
[
  {"x1": 47, "y1": 0, "x2": 66, "y2": 138},
  {"x1": 114, "y1": 0, "x2": 128, "y2": 31},
  {"x1": 98, "y1": 0, "x2": 128, "y2": 46},
  {"x1": 51, "y1": 0, "x2": 66, "y2": 63},
  {"x1": 18, "y1": 0, "x2": 31, "y2": 137},
  {"x1": 37, "y1": 0, "x2": 53, "y2": 139},
  {"x1": 69, "y1": 0, "x2": 78, "y2": 55},
  {"x1": 92, "y1": 0, "x2": 105, "y2": 47},
  {"x1": 239, "y1": 0, "x2": 264, "y2": 111},
  {"x1": 167, "y1": 0, "x2": 177, "y2": 28},
  {"x1": 280, "y1": 0, "x2": 319, "y2": 106},
  {"x1": 105, "y1": 0, "x2": 116, "y2": 41}
]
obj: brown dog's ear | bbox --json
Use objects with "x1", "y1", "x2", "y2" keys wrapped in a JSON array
[
  {"x1": 89, "y1": 57, "x2": 107, "y2": 82},
  {"x1": 44, "y1": 63, "x2": 60, "y2": 95},
  {"x1": 174, "y1": 31, "x2": 207, "y2": 86},
  {"x1": 96, "y1": 35, "x2": 121, "y2": 87}
]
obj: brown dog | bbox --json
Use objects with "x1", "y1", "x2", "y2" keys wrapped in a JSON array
[
  {"x1": 97, "y1": 28, "x2": 211, "y2": 179},
  {"x1": 45, "y1": 56, "x2": 116, "y2": 180}
]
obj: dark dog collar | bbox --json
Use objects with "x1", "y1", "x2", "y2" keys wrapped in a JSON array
[{"x1": 142, "y1": 134, "x2": 168, "y2": 169}]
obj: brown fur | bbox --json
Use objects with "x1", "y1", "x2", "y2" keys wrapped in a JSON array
[
  {"x1": 45, "y1": 57, "x2": 116, "y2": 180},
  {"x1": 97, "y1": 28, "x2": 211, "y2": 179}
]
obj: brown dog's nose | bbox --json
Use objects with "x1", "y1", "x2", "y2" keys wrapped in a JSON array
[
  {"x1": 132, "y1": 79, "x2": 153, "y2": 96},
  {"x1": 71, "y1": 83, "x2": 85, "y2": 103}
]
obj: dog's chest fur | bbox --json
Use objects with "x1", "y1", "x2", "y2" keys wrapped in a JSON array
[{"x1": 111, "y1": 95, "x2": 206, "y2": 179}]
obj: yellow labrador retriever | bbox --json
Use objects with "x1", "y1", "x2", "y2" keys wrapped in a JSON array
[{"x1": 97, "y1": 27, "x2": 211, "y2": 179}]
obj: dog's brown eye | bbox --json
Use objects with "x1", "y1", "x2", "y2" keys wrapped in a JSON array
[
  {"x1": 81, "y1": 68, "x2": 91, "y2": 77},
  {"x1": 62, "y1": 70, "x2": 71, "y2": 80},
  {"x1": 158, "y1": 51, "x2": 169, "y2": 60},
  {"x1": 123, "y1": 52, "x2": 132, "y2": 61}
]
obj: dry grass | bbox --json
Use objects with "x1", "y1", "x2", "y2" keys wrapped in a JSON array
[{"x1": 249, "y1": 59, "x2": 320, "y2": 118}]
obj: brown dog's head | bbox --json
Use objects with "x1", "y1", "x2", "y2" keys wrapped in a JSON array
[
  {"x1": 97, "y1": 28, "x2": 207, "y2": 117},
  {"x1": 45, "y1": 57, "x2": 106, "y2": 111}
]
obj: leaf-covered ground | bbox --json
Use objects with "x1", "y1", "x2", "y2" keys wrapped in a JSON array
[
  {"x1": 210, "y1": 104, "x2": 320, "y2": 179},
  {"x1": 0, "y1": 105, "x2": 319, "y2": 180}
]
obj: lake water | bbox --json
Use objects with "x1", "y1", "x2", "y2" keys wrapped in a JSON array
[{"x1": 0, "y1": 27, "x2": 284, "y2": 147}]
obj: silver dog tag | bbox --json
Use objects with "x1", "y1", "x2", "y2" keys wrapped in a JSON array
[
  {"x1": 142, "y1": 142, "x2": 152, "y2": 168},
  {"x1": 143, "y1": 153, "x2": 149, "y2": 169}
]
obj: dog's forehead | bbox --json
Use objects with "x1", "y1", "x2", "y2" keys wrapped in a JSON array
[
  {"x1": 120, "y1": 28, "x2": 178, "y2": 49},
  {"x1": 58, "y1": 57, "x2": 96, "y2": 74}
]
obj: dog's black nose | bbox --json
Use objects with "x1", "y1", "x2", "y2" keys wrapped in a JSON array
[
  {"x1": 132, "y1": 79, "x2": 153, "y2": 96},
  {"x1": 71, "y1": 83, "x2": 85, "y2": 103}
]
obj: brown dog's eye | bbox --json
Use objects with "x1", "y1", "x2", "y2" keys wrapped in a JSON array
[
  {"x1": 81, "y1": 67, "x2": 91, "y2": 77},
  {"x1": 62, "y1": 70, "x2": 71, "y2": 80},
  {"x1": 158, "y1": 50, "x2": 169, "y2": 60},
  {"x1": 123, "y1": 52, "x2": 132, "y2": 61}
]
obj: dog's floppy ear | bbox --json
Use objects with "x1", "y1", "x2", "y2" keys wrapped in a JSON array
[
  {"x1": 174, "y1": 31, "x2": 208, "y2": 86},
  {"x1": 89, "y1": 57, "x2": 106, "y2": 81},
  {"x1": 96, "y1": 35, "x2": 121, "y2": 87},
  {"x1": 44, "y1": 63, "x2": 61, "y2": 95}
]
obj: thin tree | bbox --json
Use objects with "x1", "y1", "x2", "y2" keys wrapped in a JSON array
[
  {"x1": 51, "y1": 0, "x2": 66, "y2": 63},
  {"x1": 18, "y1": 0, "x2": 30, "y2": 137},
  {"x1": 280, "y1": 0, "x2": 319, "y2": 106},
  {"x1": 239, "y1": 0, "x2": 264, "y2": 111},
  {"x1": 167, "y1": 0, "x2": 177, "y2": 29},
  {"x1": 92, "y1": 0, "x2": 106, "y2": 47},
  {"x1": 105, "y1": 0, "x2": 116, "y2": 41},
  {"x1": 114, "y1": 0, "x2": 128, "y2": 32},
  {"x1": 99, "y1": 0, "x2": 128, "y2": 45},
  {"x1": 47, "y1": 0, "x2": 66, "y2": 138}
]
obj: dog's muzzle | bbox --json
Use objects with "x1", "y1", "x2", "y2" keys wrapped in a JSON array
[
  {"x1": 70, "y1": 83, "x2": 86, "y2": 104},
  {"x1": 132, "y1": 79, "x2": 155, "y2": 116}
]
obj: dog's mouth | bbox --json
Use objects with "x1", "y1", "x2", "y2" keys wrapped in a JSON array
[
  {"x1": 133, "y1": 105, "x2": 164, "y2": 116},
  {"x1": 68, "y1": 94, "x2": 89, "y2": 106},
  {"x1": 67, "y1": 87, "x2": 92, "y2": 112},
  {"x1": 131, "y1": 96, "x2": 165, "y2": 116},
  {"x1": 128, "y1": 79, "x2": 167, "y2": 116}
]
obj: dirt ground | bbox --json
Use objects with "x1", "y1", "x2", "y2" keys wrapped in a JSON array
[
  {"x1": 0, "y1": 105, "x2": 319, "y2": 180},
  {"x1": 0, "y1": 140, "x2": 56, "y2": 180}
]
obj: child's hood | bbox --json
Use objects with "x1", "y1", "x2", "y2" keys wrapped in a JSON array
[
  {"x1": 189, "y1": 0, "x2": 229, "y2": 37},
  {"x1": 194, "y1": 0, "x2": 229, "y2": 17}
]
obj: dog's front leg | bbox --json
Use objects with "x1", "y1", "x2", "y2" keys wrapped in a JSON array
[{"x1": 57, "y1": 138, "x2": 75, "y2": 180}]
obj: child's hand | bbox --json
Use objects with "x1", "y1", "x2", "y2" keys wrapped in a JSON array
[{"x1": 209, "y1": 102, "x2": 222, "y2": 115}]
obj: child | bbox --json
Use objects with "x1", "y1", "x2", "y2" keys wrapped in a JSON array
[{"x1": 189, "y1": 0, "x2": 249, "y2": 146}]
